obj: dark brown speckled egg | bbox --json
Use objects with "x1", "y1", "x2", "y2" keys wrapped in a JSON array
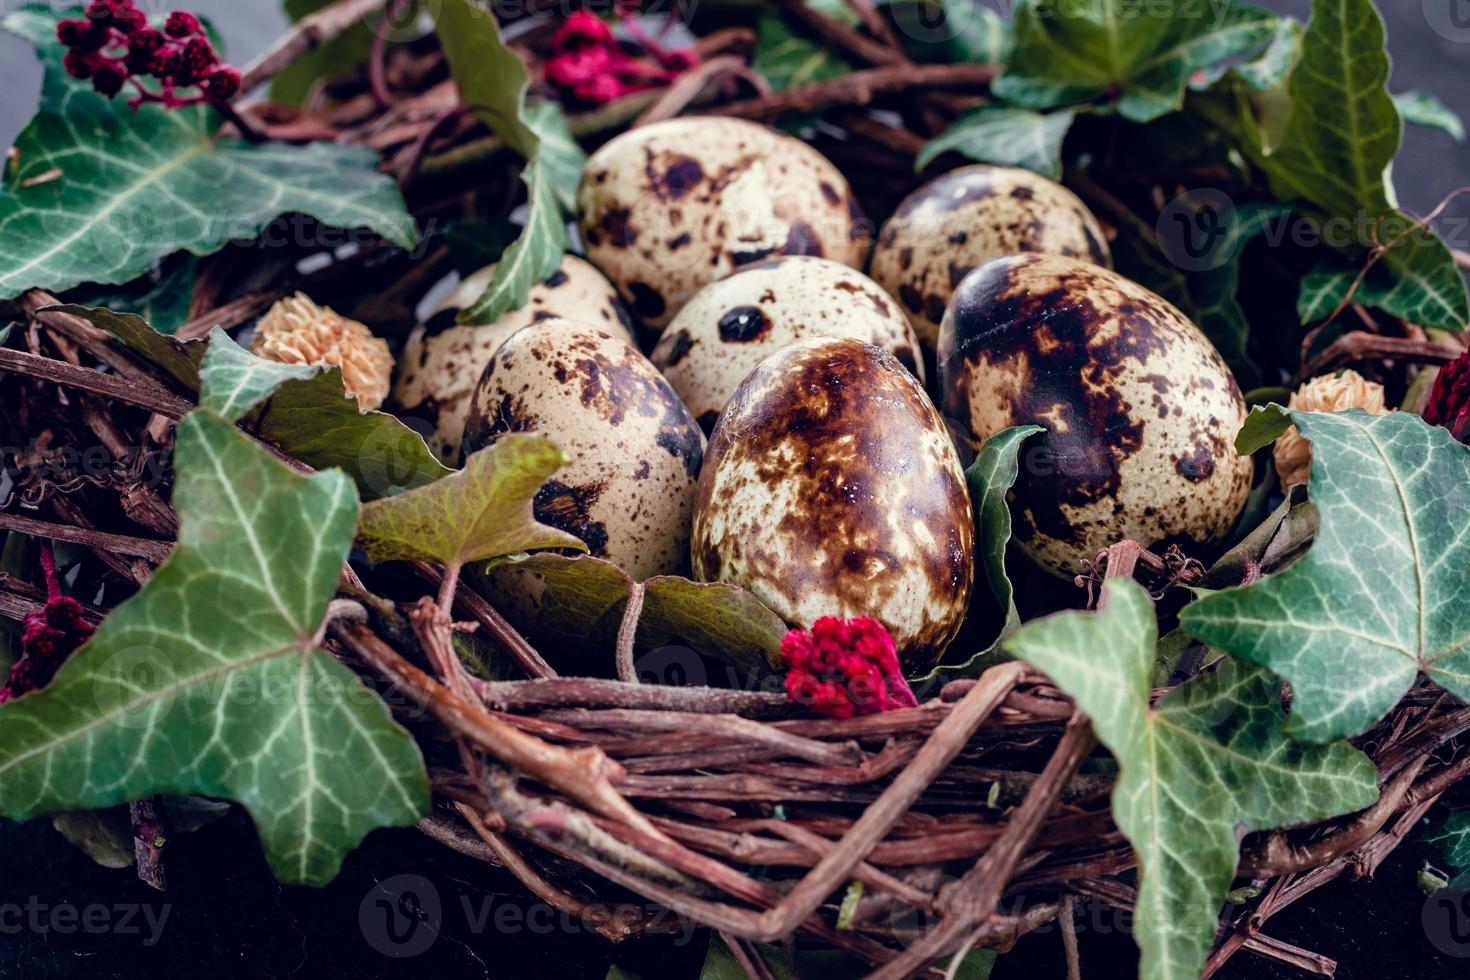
[
  {"x1": 576, "y1": 117, "x2": 866, "y2": 331},
  {"x1": 692, "y1": 337, "x2": 973, "y2": 674},
  {"x1": 871, "y1": 165, "x2": 1110, "y2": 350},
  {"x1": 939, "y1": 253, "x2": 1251, "y2": 580},
  {"x1": 463, "y1": 319, "x2": 705, "y2": 579},
  {"x1": 650, "y1": 256, "x2": 923, "y2": 431}
]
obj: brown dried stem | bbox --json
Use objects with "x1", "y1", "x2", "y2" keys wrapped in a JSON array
[
  {"x1": 711, "y1": 63, "x2": 995, "y2": 120},
  {"x1": 0, "y1": 347, "x2": 191, "y2": 419},
  {"x1": 0, "y1": 511, "x2": 172, "y2": 564},
  {"x1": 238, "y1": 0, "x2": 389, "y2": 93}
]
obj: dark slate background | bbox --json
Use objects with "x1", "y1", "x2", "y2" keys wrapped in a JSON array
[{"x1": 2, "y1": 1, "x2": 1469, "y2": 978}]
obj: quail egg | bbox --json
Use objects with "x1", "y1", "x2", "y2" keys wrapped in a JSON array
[
  {"x1": 577, "y1": 116, "x2": 866, "y2": 331},
  {"x1": 394, "y1": 254, "x2": 637, "y2": 462},
  {"x1": 650, "y1": 256, "x2": 924, "y2": 430},
  {"x1": 872, "y1": 165, "x2": 1111, "y2": 348},
  {"x1": 463, "y1": 319, "x2": 705, "y2": 579},
  {"x1": 939, "y1": 253, "x2": 1252, "y2": 579},
  {"x1": 692, "y1": 336, "x2": 973, "y2": 673}
]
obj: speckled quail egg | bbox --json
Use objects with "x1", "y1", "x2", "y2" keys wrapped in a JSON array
[
  {"x1": 649, "y1": 256, "x2": 925, "y2": 431},
  {"x1": 462, "y1": 318, "x2": 705, "y2": 579},
  {"x1": 938, "y1": 253, "x2": 1251, "y2": 580},
  {"x1": 577, "y1": 116, "x2": 866, "y2": 331},
  {"x1": 393, "y1": 254, "x2": 637, "y2": 462},
  {"x1": 871, "y1": 165, "x2": 1111, "y2": 349},
  {"x1": 692, "y1": 336, "x2": 973, "y2": 673}
]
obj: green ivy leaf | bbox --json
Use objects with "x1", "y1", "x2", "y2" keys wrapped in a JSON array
[
  {"x1": 69, "y1": 254, "x2": 199, "y2": 335},
  {"x1": 1183, "y1": 409, "x2": 1470, "y2": 742},
  {"x1": 436, "y1": 0, "x2": 584, "y2": 325},
  {"x1": 357, "y1": 436, "x2": 585, "y2": 566},
  {"x1": 753, "y1": 2, "x2": 856, "y2": 91},
  {"x1": 0, "y1": 14, "x2": 416, "y2": 299},
  {"x1": 940, "y1": 0, "x2": 1010, "y2": 64},
  {"x1": 271, "y1": 0, "x2": 376, "y2": 105},
  {"x1": 916, "y1": 107, "x2": 1076, "y2": 179},
  {"x1": 1212, "y1": 0, "x2": 1469, "y2": 330},
  {"x1": 199, "y1": 327, "x2": 320, "y2": 422},
  {"x1": 60, "y1": 306, "x2": 450, "y2": 498},
  {"x1": 1006, "y1": 580, "x2": 1379, "y2": 980},
  {"x1": 0, "y1": 411, "x2": 429, "y2": 884},
  {"x1": 1422, "y1": 808, "x2": 1470, "y2": 880},
  {"x1": 1394, "y1": 91, "x2": 1466, "y2": 142},
  {"x1": 916, "y1": 425, "x2": 1040, "y2": 684},
  {"x1": 995, "y1": 0, "x2": 1277, "y2": 123},
  {"x1": 484, "y1": 553, "x2": 785, "y2": 682}
]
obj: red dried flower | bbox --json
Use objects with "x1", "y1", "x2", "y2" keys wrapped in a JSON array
[
  {"x1": 1424, "y1": 349, "x2": 1470, "y2": 444},
  {"x1": 781, "y1": 617, "x2": 917, "y2": 720},
  {"x1": 543, "y1": 9, "x2": 698, "y2": 106},
  {"x1": 56, "y1": 0, "x2": 238, "y2": 111},
  {"x1": 0, "y1": 545, "x2": 95, "y2": 704},
  {"x1": 164, "y1": 11, "x2": 202, "y2": 38}
]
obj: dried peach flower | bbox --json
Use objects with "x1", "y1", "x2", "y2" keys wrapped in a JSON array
[
  {"x1": 251, "y1": 293, "x2": 394, "y2": 412},
  {"x1": 1273, "y1": 369, "x2": 1388, "y2": 488}
]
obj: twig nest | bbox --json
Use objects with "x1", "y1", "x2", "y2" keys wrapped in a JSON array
[
  {"x1": 576, "y1": 116, "x2": 865, "y2": 331},
  {"x1": 649, "y1": 256, "x2": 924, "y2": 430},
  {"x1": 393, "y1": 255, "x2": 637, "y2": 462},
  {"x1": 251, "y1": 292, "x2": 393, "y2": 411},
  {"x1": 1274, "y1": 370, "x2": 1388, "y2": 488},
  {"x1": 692, "y1": 336, "x2": 973, "y2": 674},
  {"x1": 939, "y1": 254, "x2": 1251, "y2": 579},
  {"x1": 463, "y1": 319, "x2": 705, "y2": 579},
  {"x1": 871, "y1": 165, "x2": 1110, "y2": 350}
]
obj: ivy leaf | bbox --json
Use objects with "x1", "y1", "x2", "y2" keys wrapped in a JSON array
[
  {"x1": 1422, "y1": 808, "x2": 1470, "y2": 881},
  {"x1": 915, "y1": 426, "x2": 1040, "y2": 685},
  {"x1": 753, "y1": 1, "x2": 856, "y2": 91},
  {"x1": 1006, "y1": 580, "x2": 1379, "y2": 980},
  {"x1": 0, "y1": 411, "x2": 429, "y2": 884},
  {"x1": 436, "y1": 0, "x2": 584, "y2": 325},
  {"x1": 60, "y1": 306, "x2": 450, "y2": 498},
  {"x1": 199, "y1": 327, "x2": 319, "y2": 422},
  {"x1": 1183, "y1": 409, "x2": 1470, "y2": 742},
  {"x1": 0, "y1": 15, "x2": 416, "y2": 299},
  {"x1": 940, "y1": 0, "x2": 1010, "y2": 64},
  {"x1": 916, "y1": 107, "x2": 1076, "y2": 179},
  {"x1": 356, "y1": 436, "x2": 585, "y2": 566},
  {"x1": 271, "y1": 0, "x2": 376, "y2": 105},
  {"x1": 1212, "y1": 0, "x2": 1469, "y2": 330},
  {"x1": 484, "y1": 554, "x2": 785, "y2": 683},
  {"x1": 995, "y1": 0, "x2": 1277, "y2": 123},
  {"x1": 1395, "y1": 91, "x2": 1466, "y2": 141},
  {"x1": 69, "y1": 254, "x2": 199, "y2": 335}
]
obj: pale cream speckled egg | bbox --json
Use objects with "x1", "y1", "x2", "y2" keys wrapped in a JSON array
[
  {"x1": 692, "y1": 337, "x2": 973, "y2": 674},
  {"x1": 393, "y1": 254, "x2": 637, "y2": 462},
  {"x1": 650, "y1": 256, "x2": 924, "y2": 431},
  {"x1": 938, "y1": 253, "x2": 1252, "y2": 579},
  {"x1": 462, "y1": 319, "x2": 705, "y2": 579},
  {"x1": 872, "y1": 165, "x2": 1111, "y2": 349},
  {"x1": 576, "y1": 116, "x2": 866, "y2": 331}
]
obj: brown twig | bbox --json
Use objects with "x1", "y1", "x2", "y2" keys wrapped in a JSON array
[
  {"x1": 412, "y1": 561, "x2": 557, "y2": 679},
  {"x1": 780, "y1": 0, "x2": 905, "y2": 66},
  {"x1": 0, "y1": 511, "x2": 171, "y2": 564},
  {"x1": 332, "y1": 621, "x2": 662, "y2": 838},
  {"x1": 614, "y1": 580, "x2": 645, "y2": 683},
  {"x1": 1293, "y1": 333, "x2": 1462, "y2": 384},
  {"x1": 0, "y1": 348, "x2": 191, "y2": 419},
  {"x1": 711, "y1": 63, "x2": 995, "y2": 120},
  {"x1": 634, "y1": 56, "x2": 771, "y2": 127}
]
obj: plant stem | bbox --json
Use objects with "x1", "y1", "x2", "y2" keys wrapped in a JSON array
[
  {"x1": 710, "y1": 63, "x2": 995, "y2": 120},
  {"x1": 238, "y1": 0, "x2": 390, "y2": 93},
  {"x1": 0, "y1": 512, "x2": 171, "y2": 564}
]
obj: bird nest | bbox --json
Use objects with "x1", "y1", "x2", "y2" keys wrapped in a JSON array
[{"x1": 3, "y1": 2, "x2": 1470, "y2": 978}]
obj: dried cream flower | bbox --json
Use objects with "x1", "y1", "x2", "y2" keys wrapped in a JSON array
[
  {"x1": 251, "y1": 293, "x2": 394, "y2": 412},
  {"x1": 1273, "y1": 369, "x2": 1388, "y2": 488}
]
